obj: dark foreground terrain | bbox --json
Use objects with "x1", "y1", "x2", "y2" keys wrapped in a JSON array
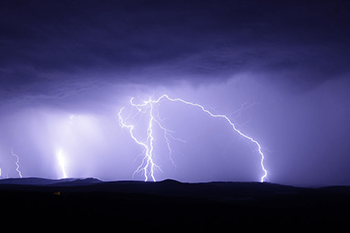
[{"x1": 0, "y1": 178, "x2": 349, "y2": 229}]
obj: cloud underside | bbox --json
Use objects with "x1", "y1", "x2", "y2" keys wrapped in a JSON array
[{"x1": 0, "y1": 0, "x2": 349, "y2": 99}]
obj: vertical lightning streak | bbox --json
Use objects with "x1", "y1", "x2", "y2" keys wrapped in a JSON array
[
  {"x1": 118, "y1": 107, "x2": 147, "y2": 179},
  {"x1": 118, "y1": 105, "x2": 161, "y2": 182},
  {"x1": 146, "y1": 101, "x2": 157, "y2": 181},
  {"x1": 57, "y1": 149, "x2": 67, "y2": 179},
  {"x1": 11, "y1": 149, "x2": 22, "y2": 178},
  {"x1": 0, "y1": 160, "x2": 2, "y2": 178}
]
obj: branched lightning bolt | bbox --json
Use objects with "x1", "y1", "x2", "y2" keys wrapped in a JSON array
[
  {"x1": 119, "y1": 94, "x2": 268, "y2": 182},
  {"x1": 118, "y1": 98, "x2": 162, "y2": 181},
  {"x1": 11, "y1": 148, "x2": 22, "y2": 178}
]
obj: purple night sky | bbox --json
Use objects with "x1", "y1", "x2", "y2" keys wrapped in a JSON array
[{"x1": 0, "y1": 0, "x2": 350, "y2": 186}]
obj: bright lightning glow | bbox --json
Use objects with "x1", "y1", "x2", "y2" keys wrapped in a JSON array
[
  {"x1": 11, "y1": 148, "x2": 22, "y2": 178},
  {"x1": 118, "y1": 94, "x2": 268, "y2": 182},
  {"x1": 57, "y1": 149, "x2": 67, "y2": 178},
  {"x1": 118, "y1": 99, "x2": 162, "y2": 182}
]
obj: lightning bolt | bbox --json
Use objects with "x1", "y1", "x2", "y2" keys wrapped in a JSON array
[
  {"x1": 55, "y1": 115, "x2": 74, "y2": 179},
  {"x1": 11, "y1": 148, "x2": 22, "y2": 178},
  {"x1": 118, "y1": 94, "x2": 268, "y2": 182},
  {"x1": 118, "y1": 98, "x2": 162, "y2": 181},
  {"x1": 57, "y1": 149, "x2": 67, "y2": 179}
]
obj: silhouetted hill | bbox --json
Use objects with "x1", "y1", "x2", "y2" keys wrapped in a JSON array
[
  {"x1": 0, "y1": 177, "x2": 75, "y2": 185},
  {"x1": 0, "y1": 178, "x2": 349, "y2": 229},
  {"x1": 0, "y1": 177, "x2": 102, "y2": 187}
]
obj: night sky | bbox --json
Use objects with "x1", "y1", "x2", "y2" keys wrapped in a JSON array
[{"x1": 1, "y1": 0, "x2": 350, "y2": 186}]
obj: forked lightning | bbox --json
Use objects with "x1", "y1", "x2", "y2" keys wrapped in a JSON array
[{"x1": 118, "y1": 94, "x2": 268, "y2": 182}]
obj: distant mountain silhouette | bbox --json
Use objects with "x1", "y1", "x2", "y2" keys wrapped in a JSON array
[
  {"x1": 0, "y1": 177, "x2": 345, "y2": 203},
  {"x1": 0, "y1": 177, "x2": 101, "y2": 186},
  {"x1": 1, "y1": 177, "x2": 350, "y2": 228}
]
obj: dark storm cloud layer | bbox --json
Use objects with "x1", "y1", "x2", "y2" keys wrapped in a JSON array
[{"x1": 1, "y1": 0, "x2": 350, "y2": 99}]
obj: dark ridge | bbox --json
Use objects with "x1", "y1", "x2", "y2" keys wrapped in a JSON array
[
  {"x1": 0, "y1": 177, "x2": 76, "y2": 186},
  {"x1": 316, "y1": 185, "x2": 350, "y2": 195},
  {"x1": 48, "y1": 177, "x2": 102, "y2": 186},
  {"x1": 0, "y1": 177, "x2": 103, "y2": 186},
  {"x1": 158, "y1": 179, "x2": 182, "y2": 184},
  {"x1": 0, "y1": 177, "x2": 350, "y2": 228}
]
